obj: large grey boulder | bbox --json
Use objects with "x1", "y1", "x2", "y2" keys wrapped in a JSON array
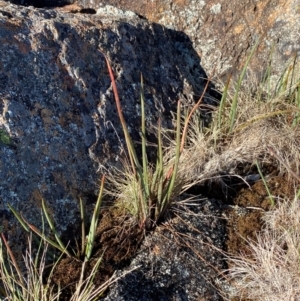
[{"x1": 0, "y1": 2, "x2": 213, "y2": 257}]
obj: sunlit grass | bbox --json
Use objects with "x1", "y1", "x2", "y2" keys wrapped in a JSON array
[{"x1": 103, "y1": 54, "x2": 211, "y2": 229}]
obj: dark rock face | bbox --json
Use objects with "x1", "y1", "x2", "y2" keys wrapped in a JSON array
[
  {"x1": 0, "y1": 2, "x2": 214, "y2": 259},
  {"x1": 102, "y1": 198, "x2": 226, "y2": 301},
  {"x1": 2, "y1": 0, "x2": 74, "y2": 7}
]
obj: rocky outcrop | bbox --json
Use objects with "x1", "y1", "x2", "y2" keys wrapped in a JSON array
[
  {"x1": 0, "y1": 1, "x2": 214, "y2": 258},
  {"x1": 75, "y1": 0, "x2": 300, "y2": 84},
  {"x1": 0, "y1": 3, "x2": 226, "y2": 299},
  {"x1": 5, "y1": 0, "x2": 299, "y2": 83}
]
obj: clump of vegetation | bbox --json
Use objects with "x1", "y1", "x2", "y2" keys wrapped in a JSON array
[
  {"x1": 176, "y1": 50, "x2": 300, "y2": 196},
  {"x1": 0, "y1": 178, "x2": 118, "y2": 300},
  {"x1": 0, "y1": 233, "x2": 61, "y2": 301},
  {"x1": 225, "y1": 193, "x2": 300, "y2": 301},
  {"x1": 208, "y1": 52, "x2": 300, "y2": 299},
  {"x1": 0, "y1": 128, "x2": 12, "y2": 146},
  {"x1": 102, "y1": 54, "x2": 212, "y2": 230},
  {"x1": 9, "y1": 176, "x2": 105, "y2": 262}
]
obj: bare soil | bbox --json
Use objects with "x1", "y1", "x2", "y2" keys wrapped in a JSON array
[{"x1": 226, "y1": 172, "x2": 296, "y2": 256}]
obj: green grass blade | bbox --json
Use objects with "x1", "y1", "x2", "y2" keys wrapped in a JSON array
[
  {"x1": 8, "y1": 205, "x2": 58, "y2": 259},
  {"x1": 85, "y1": 176, "x2": 105, "y2": 261},
  {"x1": 155, "y1": 120, "x2": 164, "y2": 212},
  {"x1": 27, "y1": 222, "x2": 71, "y2": 256},
  {"x1": 218, "y1": 74, "x2": 231, "y2": 130},
  {"x1": 154, "y1": 119, "x2": 164, "y2": 220},
  {"x1": 292, "y1": 84, "x2": 300, "y2": 127},
  {"x1": 42, "y1": 199, "x2": 69, "y2": 255},
  {"x1": 34, "y1": 219, "x2": 45, "y2": 267},
  {"x1": 160, "y1": 101, "x2": 181, "y2": 219},
  {"x1": 260, "y1": 43, "x2": 275, "y2": 101},
  {"x1": 274, "y1": 67, "x2": 287, "y2": 97},
  {"x1": 256, "y1": 160, "x2": 274, "y2": 207},
  {"x1": 287, "y1": 56, "x2": 297, "y2": 99},
  {"x1": 140, "y1": 73, "x2": 150, "y2": 206},
  {"x1": 7, "y1": 204, "x2": 30, "y2": 232},
  {"x1": 80, "y1": 198, "x2": 86, "y2": 257},
  {"x1": 229, "y1": 39, "x2": 259, "y2": 133}
]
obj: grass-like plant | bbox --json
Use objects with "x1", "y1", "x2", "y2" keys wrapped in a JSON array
[
  {"x1": 214, "y1": 40, "x2": 300, "y2": 141},
  {"x1": 0, "y1": 232, "x2": 62, "y2": 301},
  {"x1": 0, "y1": 229, "x2": 130, "y2": 301},
  {"x1": 209, "y1": 52, "x2": 300, "y2": 300},
  {"x1": 8, "y1": 176, "x2": 105, "y2": 262},
  {"x1": 0, "y1": 176, "x2": 118, "y2": 300},
  {"x1": 105, "y1": 60, "x2": 181, "y2": 229},
  {"x1": 175, "y1": 48, "x2": 300, "y2": 192},
  {"x1": 255, "y1": 160, "x2": 275, "y2": 207},
  {"x1": 102, "y1": 54, "x2": 210, "y2": 229},
  {"x1": 216, "y1": 41, "x2": 259, "y2": 136}
]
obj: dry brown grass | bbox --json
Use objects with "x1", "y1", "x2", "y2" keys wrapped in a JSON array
[
  {"x1": 225, "y1": 194, "x2": 300, "y2": 301},
  {"x1": 204, "y1": 61, "x2": 300, "y2": 300},
  {"x1": 176, "y1": 75, "x2": 300, "y2": 190}
]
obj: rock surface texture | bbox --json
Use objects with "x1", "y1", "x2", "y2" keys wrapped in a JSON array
[
  {"x1": 103, "y1": 198, "x2": 226, "y2": 301},
  {"x1": 3, "y1": 0, "x2": 74, "y2": 7},
  {"x1": 77, "y1": 0, "x2": 300, "y2": 83},
  {"x1": 0, "y1": 0, "x2": 214, "y2": 267},
  {"x1": 5, "y1": 0, "x2": 300, "y2": 80}
]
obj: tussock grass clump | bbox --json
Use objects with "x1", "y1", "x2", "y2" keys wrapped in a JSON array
[
  {"x1": 102, "y1": 55, "x2": 210, "y2": 230},
  {"x1": 208, "y1": 54, "x2": 300, "y2": 300},
  {"x1": 9, "y1": 176, "x2": 105, "y2": 262},
  {"x1": 2, "y1": 179, "x2": 117, "y2": 300},
  {"x1": 0, "y1": 231, "x2": 129, "y2": 301},
  {"x1": 0, "y1": 234, "x2": 61, "y2": 301},
  {"x1": 225, "y1": 194, "x2": 300, "y2": 301},
  {"x1": 177, "y1": 56, "x2": 300, "y2": 190}
]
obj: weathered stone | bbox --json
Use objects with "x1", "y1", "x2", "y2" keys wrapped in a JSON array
[
  {"x1": 77, "y1": 0, "x2": 300, "y2": 83},
  {"x1": 103, "y1": 198, "x2": 226, "y2": 301},
  {"x1": 0, "y1": 2, "x2": 214, "y2": 256},
  {"x1": 5, "y1": 0, "x2": 300, "y2": 82}
]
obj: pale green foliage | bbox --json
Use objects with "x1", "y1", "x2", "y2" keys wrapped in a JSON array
[
  {"x1": 104, "y1": 54, "x2": 183, "y2": 228},
  {"x1": 0, "y1": 232, "x2": 124, "y2": 301},
  {"x1": 0, "y1": 234, "x2": 61, "y2": 301},
  {"x1": 103, "y1": 54, "x2": 209, "y2": 229},
  {"x1": 0, "y1": 128, "x2": 11, "y2": 145}
]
